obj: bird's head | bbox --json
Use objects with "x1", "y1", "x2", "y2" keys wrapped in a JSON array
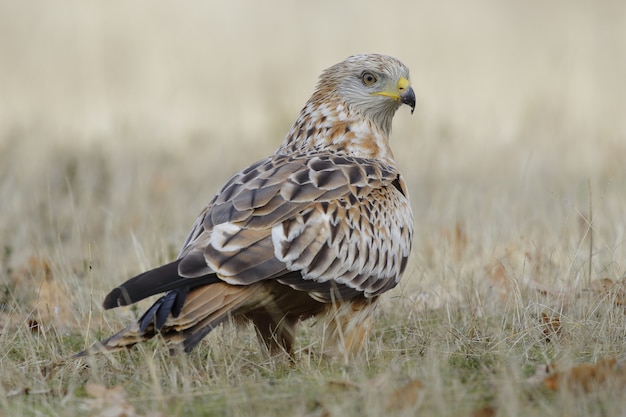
[{"x1": 315, "y1": 54, "x2": 415, "y2": 135}]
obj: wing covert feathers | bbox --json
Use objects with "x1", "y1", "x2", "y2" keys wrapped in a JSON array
[{"x1": 177, "y1": 154, "x2": 413, "y2": 295}]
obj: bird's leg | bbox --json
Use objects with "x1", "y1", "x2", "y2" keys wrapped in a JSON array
[
  {"x1": 250, "y1": 310, "x2": 298, "y2": 358},
  {"x1": 322, "y1": 298, "x2": 377, "y2": 363}
]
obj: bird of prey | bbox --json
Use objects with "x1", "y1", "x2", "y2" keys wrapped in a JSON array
[{"x1": 80, "y1": 54, "x2": 415, "y2": 359}]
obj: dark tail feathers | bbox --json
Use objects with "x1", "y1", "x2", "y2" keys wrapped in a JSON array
[{"x1": 102, "y1": 259, "x2": 220, "y2": 309}]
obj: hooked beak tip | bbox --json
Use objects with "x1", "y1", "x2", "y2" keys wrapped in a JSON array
[{"x1": 400, "y1": 86, "x2": 416, "y2": 114}]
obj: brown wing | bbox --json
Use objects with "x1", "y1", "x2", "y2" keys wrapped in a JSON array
[{"x1": 177, "y1": 152, "x2": 414, "y2": 298}]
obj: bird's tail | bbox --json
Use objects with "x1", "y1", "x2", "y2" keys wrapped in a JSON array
[{"x1": 76, "y1": 282, "x2": 269, "y2": 356}]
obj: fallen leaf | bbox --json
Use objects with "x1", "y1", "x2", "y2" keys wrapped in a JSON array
[
  {"x1": 83, "y1": 383, "x2": 165, "y2": 417},
  {"x1": 470, "y1": 405, "x2": 496, "y2": 417},
  {"x1": 8, "y1": 256, "x2": 77, "y2": 331},
  {"x1": 439, "y1": 221, "x2": 468, "y2": 261},
  {"x1": 590, "y1": 277, "x2": 626, "y2": 308},
  {"x1": 386, "y1": 379, "x2": 423, "y2": 410},
  {"x1": 541, "y1": 312, "x2": 562, "y2": 343},
  {"x1": 485, "y1": 260, "x2": 511, "y2": 298},
  {"x1": 542, "y1": 357, "x2": 626, "y2": 392}
]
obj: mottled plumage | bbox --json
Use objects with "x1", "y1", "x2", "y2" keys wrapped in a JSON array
[{"x1": 79, "y1": 54, "x2": 416, "y2": 359}]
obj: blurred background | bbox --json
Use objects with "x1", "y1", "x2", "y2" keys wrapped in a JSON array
[
  {"x1": 0, "y1": 0, "x2": 625, "y2": 308},
  {"x1": 1, "y1": 0, "x2": 624, "y2": 167}
]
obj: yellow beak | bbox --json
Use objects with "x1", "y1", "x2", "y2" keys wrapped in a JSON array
[{"x1": 372, "y1": 77, "x2": 416, "y2": 114}]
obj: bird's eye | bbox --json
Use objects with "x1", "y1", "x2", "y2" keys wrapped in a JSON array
[{"x1": 361, "y1": 72, "x2": 377, "y2": 86}]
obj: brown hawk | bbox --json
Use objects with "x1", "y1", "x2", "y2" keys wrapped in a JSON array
[{"x1": 79, "y1": 54, "x2": 415, "y2": 359}]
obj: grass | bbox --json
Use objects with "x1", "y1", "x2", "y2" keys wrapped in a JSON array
[
  {"x1": 1, "y1": 0, "x2": 626, "y2": 416},
  {"x1": 2, "y1": 138, "x2": 626, "y2": 417}
]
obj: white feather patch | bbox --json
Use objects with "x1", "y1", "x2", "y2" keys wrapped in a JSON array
[{"x1": 209, "y1": 222, "x2": 244, "y2": 252}]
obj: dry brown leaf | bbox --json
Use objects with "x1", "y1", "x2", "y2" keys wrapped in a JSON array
[
  {"x1": 8, "y1": 256, "x2": 77, "y2": 331},
  {"x1": 84, "y1": 383, "x2": 136, "y2": 417},
  {"x1": 317, "y1": 407, "x2": 332, "y2": 417},
  {"x1": 304, "y1": 404, "x2": 332, "y2": 417},
  {"x1": 542, "y1": 357, "x2": 626, "y2": 393},
  {"x1": 470, "y1": 406, "x2": 496, "y2": 417},
  {"x1": 485, "y1": 243, "x2": 575, "y2": 311},
  {"x1": 386, "y1": 379, "x2": 423, "y2": 410},
  {"x1": 590, "y1": 277, "x2": 626, "y2": 308},
  {"x1": 439, "y1": 221, "x2": 468, "y2": 261},
  {"x1": 484, "y1": 244, "x2": 535, "y2": 301},
  {"x1": 84, "y1": 383, "x2": 165, "y2": 417},
  {"x1": 29, "y1": 257, "x2": 75, "y2": 330},
  {"x1": 541, "y1": 312, "x2": 562, "y2": 343},
  {"x1": 486, "y1": 260, "x2": 509, "y2": 291}
]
